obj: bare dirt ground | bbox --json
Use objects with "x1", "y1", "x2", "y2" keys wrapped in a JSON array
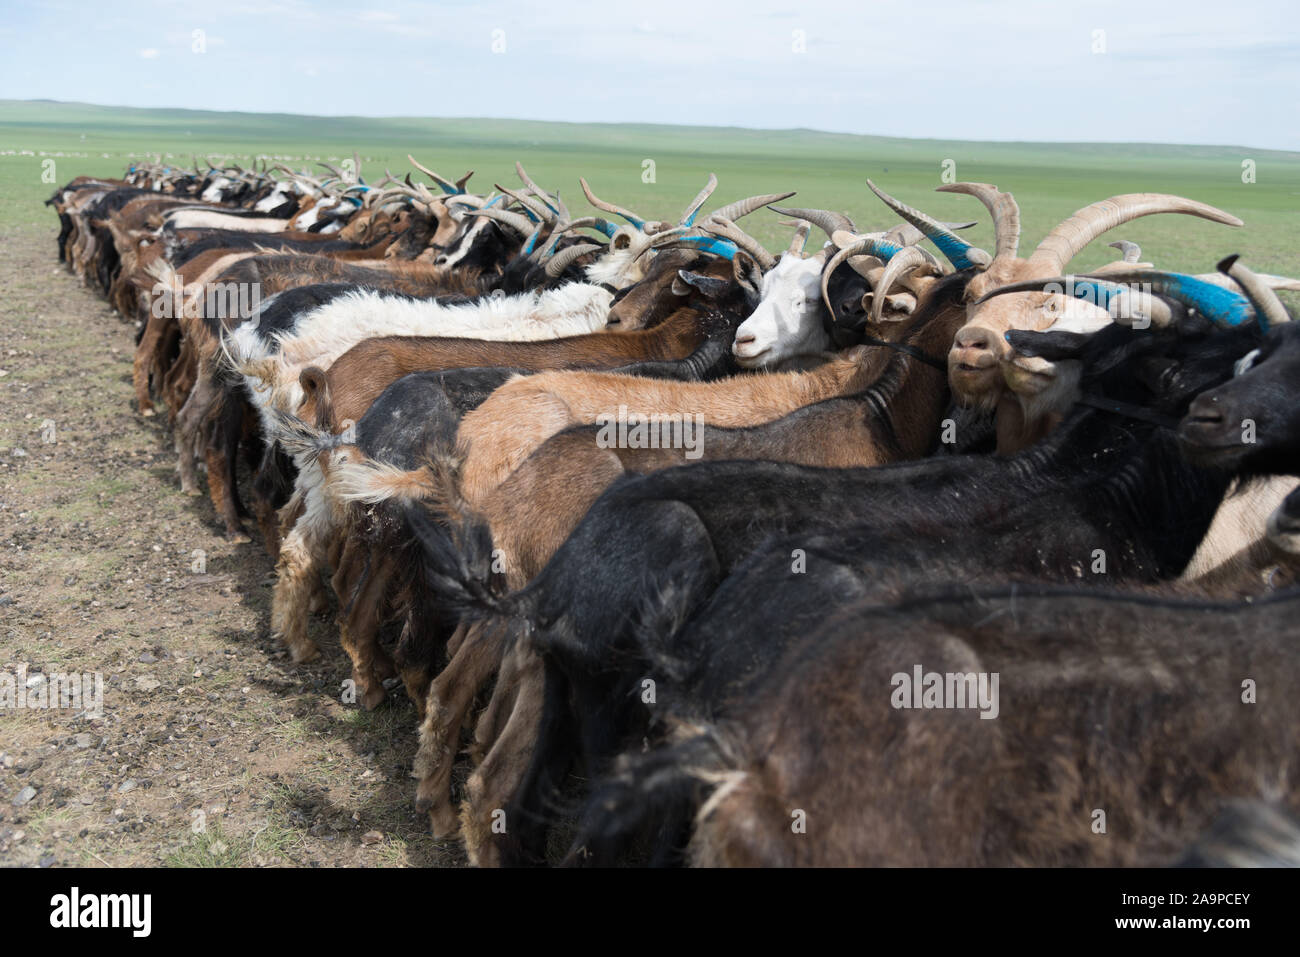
[{"x1": 0, "y1": 223, "x2": 461, "y2": 867}]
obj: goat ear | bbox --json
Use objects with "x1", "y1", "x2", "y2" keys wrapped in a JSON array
[
  {"x1": 675, "y1": 270, "x2": 731, "y2": 299},
  {"x1": 1005, "y1": 328, "x2": 1091, "y2": 361},
  {"x1": 732, "y1": 250, "x2": 762, "y2": 291}
]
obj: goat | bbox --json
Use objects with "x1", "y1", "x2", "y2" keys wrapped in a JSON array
[{"x1": 633, "y1": 580, "x2": 1300, "y2": 866}]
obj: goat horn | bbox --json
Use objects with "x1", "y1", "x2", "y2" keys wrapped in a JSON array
[
  {"x1": 318, "y1": 161, "x2": 346, "y2": 179},
  {"x1": 1109, "y1": 240, "x2": 1143, "y2": 264},
  {"x1": 972, "y1": 273, "x2": 1271, "y2": 329},
  {"x1": 870, "y1": 246, "x2": 940, "y2": 324},
  {"x1": 515, "y1": 162, "x2": 561, "y2": 215},
  {"x1": 407, "y1": 154, "x2": 464, "y2": 195},
  {"x1": 579, "y1": 178, "x2": 647, "y2": 229},
  {"x1": 456, "y1": 170, "x2": 474, "y2": 192},
  {"x1": 1029, "y1": 194, "x2": 1243, "y2": 272},
  {"x1": 883, "y1": 220, "x2": 977, "y2": 248},
  {"x1": 544, "y1": 243, "x2": 603, "y2": 278},
  {"x1": 936, "y1": 182, "x2": 1020, "y2": 263},
  {"x1": 467, "y1": 207, "x2": 536, "y2": 237},
  {"x1": 519, "y1": 224, "x2": 546, "y2": 258},
  {"x1": 786, "y1": 221, "x2": 812, "y2": 256},
  {"x1": 867, "y1": 180, "x2": 991, "y2": 271},
  {"x1": 1086, "y1": 269, "x2": 1254, "y2": 328},
  {"x1": 680, "y1": 174, "x2": 719, "y2": 226},
  {"x1": 445, "y1": 194, "x2": 486, "y2": 209},
  {"x1": 1217, "y1": 255, "x2": 1291, "y2": 329},
  {"x1": 769, "y1": 206, "x2": 855, "y2": 244},
  {"x1": 550, "y1": 215, "x2": 616, "y2": 239},
  {"x1": 640, "y1": 225, "x2": 738, "y2": 261},
  {"x1": 494, "y1": 184, "x2": 556, "y2": 224},
  {"x1": 701, "y1": 216, "x2": 776, "y2": 271},
  {"x1": 710, "y1": 192, "x2": 796, "y2": 225}
]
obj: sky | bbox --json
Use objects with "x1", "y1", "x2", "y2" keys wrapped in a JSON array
[{"x1": 2, "y1": 0, "x2": 1298, "y2": 150}]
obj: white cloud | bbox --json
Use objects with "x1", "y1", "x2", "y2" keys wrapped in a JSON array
[{"x1": 138, "y1": 48, "x2": 159, "y2": 59}]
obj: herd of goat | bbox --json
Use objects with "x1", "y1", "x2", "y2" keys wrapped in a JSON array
[{"x1": 46, "y1": 154, "x2": 1300, "y2": 867}]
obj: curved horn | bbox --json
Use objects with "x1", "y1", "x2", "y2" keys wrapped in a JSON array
[
  {"x1": 680, "y1": 174, "x2": 718, "y2": 226},
  {"x1": 407, "y1": 154, "x2": 464, "y2": 194},
  {"x1": 467, "y1": 207, "x2": 536, "y2": 237},
  {"x1": 1088, "y1": 268, "x2": 1253, "y2": 328},
  {"x1": 520, "y1": 224, "x2": 545, "y2": 258},
  {"x1": 870, "y1": 246, "x2": 941, "y2": 324},
  {"x1": 515, "y1": 162, "x2": 560, "y2": 215},
  {"x1": 866, "y1": 180, "x2": 991, "y2": 271},
  {"x1": 494, "y1": 184, "x2": 556, "y2": 223},
  {"x1": 552, "y1": 215, "x2": 617, "y2": 239},
  {"x1": 1108, "y1": 240, "x2": 1143, "y2": 264},
  {"x1": 709, "y1": 191, "x2": 796, "y2": 225},
  {"x1": 883, "y1": 220, "x2": 977, "y2": 248},
  {"x1": 786, "y1": 221, "x2": 812, "y2": 256},
  {"x1": 640, "y1": 225, "x2": 739, "y2": 261},
  {"x1": 972, "y1": 272, "x2": 1270, "y2": 329},
  {"x1": 578, "y1": 178, "x2": 647, "y2": 229},
  {"x1": 543, "y1": 242, "x2": 603, "y2": 278},
  {"x1": 1217, "y1": 255, "x2": 1291, "y2": 329},
  {"x1": 768, "y1": 205, "x2": 856, "y2": 244},
  {"x1": 936, "y1": 182, "x2": 1020, "y2": 262},
  {"x1": 701, "y1": 216, "x2": 776, "y2": 271},
  {"x1": 1029, "y1": 194, "x2": 1243, "y2": 272}
]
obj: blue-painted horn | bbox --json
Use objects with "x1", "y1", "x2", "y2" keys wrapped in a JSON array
[
  {"x1": 974, "y1": 271, "x2": 1256, "y2": 330},
  {"x1": 866, "y1": 180, "x2": 991, "y2": 272}
]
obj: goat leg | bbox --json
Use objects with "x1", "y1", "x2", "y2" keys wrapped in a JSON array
[{"x1": 413, "y1": 621, "x2": 506, "y2": 837}]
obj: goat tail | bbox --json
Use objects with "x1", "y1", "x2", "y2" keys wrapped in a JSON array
[
  {"x1": 266, "y1": 405, "x2": 355, "y2": 467},
  {"x1": 329, "y1": 458, "x2": 439, "y2": 507},
  {"x1": 219, "y1": 334, "x2": 283, "y2": 399},
  {"x1": 567, "y1": 721, "x2": 737, "y2": 866},
  {"x1": 143, "y1": 257, "x2": 175, "y2": 290},
  {"x1": 401, "y1": 462, "x2": 519, "y2": 622}
]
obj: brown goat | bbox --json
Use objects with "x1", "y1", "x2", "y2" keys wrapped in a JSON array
[{"x1": 683, "y1": 584, "x2": 1300, "y2": 866}]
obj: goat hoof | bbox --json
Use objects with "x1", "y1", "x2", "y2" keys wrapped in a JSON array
[
  {"x1": 288, "y1": 642, "x2": 320, "y2": 665},
  {"x1": 225, "y1": 529, "x2": 252, "y2": 544},
  {"x1": 427, "y1": 804, "x2": 460, "y2": 840},
  {"x1": 140, "y1": 407, "x2": 155, "y2": 418}
]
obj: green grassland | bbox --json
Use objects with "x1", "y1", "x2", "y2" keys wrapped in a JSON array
[{"x1": 3, "y1": 99, "x2": 1299, "y2": 280}]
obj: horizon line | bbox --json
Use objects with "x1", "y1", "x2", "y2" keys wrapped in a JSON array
[{"x1": 6, "y1": 98, "x2": 1298, "y2": 159}]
